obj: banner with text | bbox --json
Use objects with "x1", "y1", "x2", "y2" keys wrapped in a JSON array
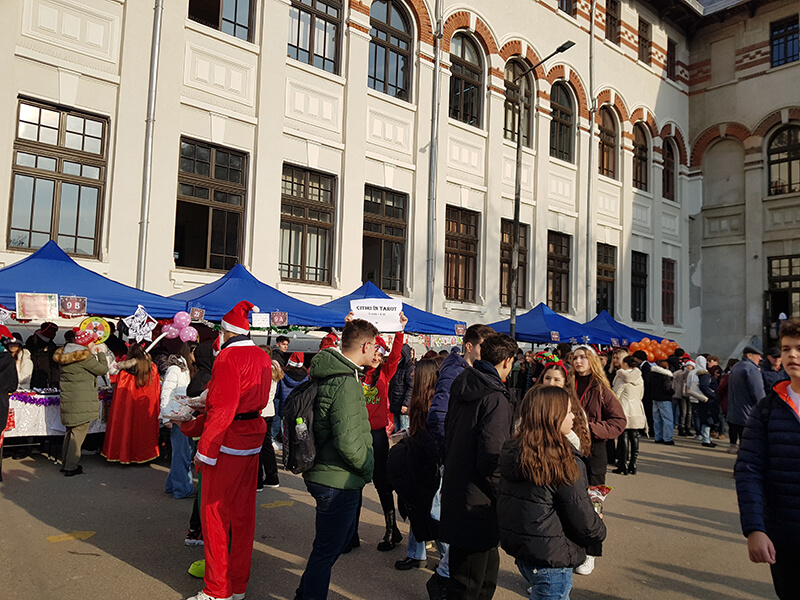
[{"x1": 350, "y1": 298, "x2": 403, "y2": 332}]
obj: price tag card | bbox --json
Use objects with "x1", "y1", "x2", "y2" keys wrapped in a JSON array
[
  {"x1": 455, "y1": 323, "x2": 466, "y2": 336},
  {"x1": 350, "y1": 299, "x2": 403, "y2": 332},
  {"x1": 251, "y1": 313, "x2": 271, "y2": 328},
  {"x1": 189, "y1": 307, "x2": 206, "y2": 321},
  {"x1": 60, "y1": 296, "x2": 87, "y2": 316},
  {"x1": 550, "y1": 331, "x2": 560, "y2": 342},
  {"x1": 270, "y1": 312, "x2": 289, "y2": 327},
  {"x1": 16, "y1": 293, "x2": 59, "y2": 320}
]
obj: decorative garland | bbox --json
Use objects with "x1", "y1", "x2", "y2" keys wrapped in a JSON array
[{"x1": 11, "y1": 388, "x2": 114, "y2": 407}]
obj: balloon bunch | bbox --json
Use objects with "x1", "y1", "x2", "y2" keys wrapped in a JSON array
[
  {"x1": 628, "y1": 337, "x2": 679, "y2": 362},
  {"x1": 162, "y1": 311, "x2": 199, "y2": 343}
]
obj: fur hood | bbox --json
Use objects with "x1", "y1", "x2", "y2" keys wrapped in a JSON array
[
  {"x1": 614, "y1": 367, "x2": 643, "y2": 385},
  {"x1": 53, "y1": 345, "x2": 93, "y2": 365},
  {"x1": 650, "y1": 364, "x2": 674, "y2": 378}
]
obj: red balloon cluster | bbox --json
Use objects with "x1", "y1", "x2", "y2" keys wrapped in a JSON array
[{"x1": 627, "y1": 338, "x2": 679, "y2": 363}]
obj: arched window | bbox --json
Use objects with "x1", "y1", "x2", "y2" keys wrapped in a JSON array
[
  {"x1": 632, "y1": 123, "x2": 648, "y2": 190},
  {"x1": 768, "y1": 124, "x2": 800, "y2": 195},
  {"x1": 503, "y1": 60, "x2": 533, "y2": 146},
  {"x1": 598, "y1": 107, "x2": 617, "y2": 179},
  {"x1": 368, "y1": 0, "x2": 412, "y2": 100},
  {"x1": 449, "y1": 34, "x2": 483, "y2": 127},
  {"x1": 549, "y1": 82, "x2": 573, "y2": 162},
  {"x1": 662, "y1": 138, "x2": 676, "y2": 201}
]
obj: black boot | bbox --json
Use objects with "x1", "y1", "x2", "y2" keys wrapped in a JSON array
[
  {"x1": 377, "y1": 509, "x2": 402, "y2": 551},
  {"x1": 628, "y1": 431, "x2": 640, "y2": 475},
  {"x1": 612, "y1": 432, "x2": 628, "y2": 474}
]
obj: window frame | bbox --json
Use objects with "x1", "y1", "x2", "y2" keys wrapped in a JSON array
[
  {"x1": 448, "y1": 34, "x2": 484, "y2": 128},
  {"x1": 188, "y1": 0, "x2": 255, "y2": 42},
  {"x1": 631, "y1": 250, "x2": 648, "y2": 323},
  {"x1": 500, "y1": 219, "x2": 528, "y2": 308},
  {"x1": 768, "y1": 254, "x2": 800, "y2": 321},
  {"x1": 445, "y1": 205, "x2": 479, "y2": 302},
  {"x1": 662, "y1": 138, "x2": 677, "y2": 201},
  {"x1": 666, "y1": 38, "x2": 677, "y2": 80},
  {"x1": 559, "y1": 0, "x2": 575, "y2": 16},
  {"x1": 768, "y1": 124, "x2": 800, "y2": 196},
  {"x1": 550, "y1": 82, "x2": 574, "y2": 162},
  {"x1": 632, "y1": 123, "x2": 649, "y2": 191},
  {"x1": 770, "y1": 16, "x2": 799, "y2": 68},
  {"x1": 362, "y1": 184, "x2": 407, "y2": 293},
  {"x1": 606, "y1": 0, "x2": 620, "y2": 45},
  {"x1": 287, "y1": 0, "x2": 342, "y2": 74},
  {"x1": 547, "y1": 231, "x2": 571, "y2": 314},
  {"x1": 598, "y1": 106, "x2": 617, "y2": 179},
  {"x1": 638, "y1": 18, "x2": 651, "y2": 65},
  {"x1": 9, "y1": 99, "x2": 107, "y2": 258},
  {"x1": 596, "y1": 243, "x2": 616, "y2": 317},
  {"x1": 279, "y1": 164, "x2": 336, "y2": 284},
  {"x1": 368, "y1": 0, "x2": 413, "y2": 101},
  {"x1": 503, "y1": 59, "x2": 534, "y2": 147},
  {"x1": 662, "y1": 258, "x2": 676, "y2": 326}
]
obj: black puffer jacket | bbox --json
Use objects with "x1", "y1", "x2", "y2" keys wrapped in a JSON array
[
  {"x1": 440, "y1": 360, "x2": 514, "y2": 551},
  {"x1": 388, "y1": 344, "x2": 414, "y2": 415},
  {"x1": 187, "y1": 342, "x2": 214, "y2": 397},
  {"x1": 498, "y1": 439, "x2": 606, "y2": 568},
  {"x1": 645, "y1": 365, "x2": 674, "y2": 403},
  {"x1": 26, "y1": 335, "x2": 59, "y2": 388}
]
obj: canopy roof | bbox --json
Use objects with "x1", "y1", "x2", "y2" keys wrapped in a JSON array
[
  {"x1": 321, "y1": 282, "x2": 466, "y2": 335},
  {"x1": 584, "y1": 310, "x2": 666, "y2": 344},
  {"x1": 171, "y1": 263, "x2": 344, "y2": 327},
  {"x1": 0, "y1": 242, "x2": 186, "y2": 319},
  {"x1": 488, "y1": 303, "x2": 611, "y2": 344}
]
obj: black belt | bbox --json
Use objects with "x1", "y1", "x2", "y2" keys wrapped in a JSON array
[{"x1": 233, "y1": 411, "x2": 259, "y2": 421}]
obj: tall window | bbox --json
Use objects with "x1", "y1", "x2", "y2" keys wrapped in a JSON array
[
  {"x1": 449, "y1": 34, "x2": 483, "y2": 127},
  {"x1": 598, "y1": 107, "x2": 617, "y2": 179},
  {"x1": 662, "y1": 258, "x2": 675, "y2": 325},
  {"x1": 288, "y1": 0, "x2": 341, "y2": 74},
  {"x1": 638, "y1": 18, "x2": 651, "y2": 65},
  {"x1": 667, "y1": 38, "x2": 677, "y2": 80},
  {"x1": 445, "y1": 206, "x2": 479, "y2": 302},
  {"x1": 550, "y1": 82, "x2": 574, "y2": 162},
  {"x1": 188, "y1": 0, "x2": 254, "y2": 41},
  {"x1": 500, "y1": 219, "x2": 528, "y2": 308},
  {"x1": 559, "y1": 0, "x2": 574, "y2": 15},
  {"x1": 280, "y1": 165, "x2": 335, "y2": 283},
  {"x1": 663, "y1": 139, "x2": 676, "y2": 201},
  {"x1": 632, "y1": 124, "x2": 649, "y2": 191},
  {"x1": 631, "y1": 251, "x2": 648, "y2": 322},
  {"x1": 368, "y1": 0, "x2": 412, "y2": 100},
  {"x1": 363, "y1": 185, "x2": 406, "y2": 293},
  {"x1": 769, "y1": 255, "x2": 800, "y2": 319},
  {"x1": 770, "y1": 16, "x2": 799, "y2": 67},
  {"x1": 597, "y1": 243, "x2": 616, "y2": 317},
  {"x1": 768, "y1": 125, "x2": 800, "y2": 196},
  {"x1": 175, "y1": 139, "x2": 245, "y2": 271},
  {"x1": 547, "y1": 231, "x2": 571, "y2": 313},
  {"x1": 9, "y1": 100, "x2": 106, "y2": 256},
  {"x1": 606, "y1": 0, "x2": 620, "y2": 44},
  {"x1": 504, "y1": 60, "x2": 533, "y2": 146}
]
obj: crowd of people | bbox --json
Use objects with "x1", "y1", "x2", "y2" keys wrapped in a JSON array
[{"x1": 1, "y1": 307, "x2": 798, "y2": 600}]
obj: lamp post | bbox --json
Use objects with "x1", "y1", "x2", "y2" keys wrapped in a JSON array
[{"x1": 509, "y1": 41, "x2": 575, "y2": 339}]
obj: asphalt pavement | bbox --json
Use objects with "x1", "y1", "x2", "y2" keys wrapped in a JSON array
[{"x1": 0, "y1": 436, "x2": 775, "y2": 600}]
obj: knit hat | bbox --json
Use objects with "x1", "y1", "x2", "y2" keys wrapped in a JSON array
[
  {"x1": 319, "y1": 332, "x2": 339, "y2": 350},
  {"x1": 35, "y1": 322, "x2": 58, "y2": 341},
  {"x1": 8, "y1": 332, "x2": 23, "y2": 346},
  {"x1": 221, "y1": 301, "x2": 259, "y2": 334},
  {"x1": 288, "y1": 352, "x2": 305, "y2": 368},
  {"x1": 375, "y1": 336, "x2": 388, "y2": 356},
  {"x1": 73, "y1": 327, "x2": 97, "y2": 346}
]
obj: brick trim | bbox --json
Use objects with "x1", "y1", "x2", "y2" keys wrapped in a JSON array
[{"x1": 690, "y1": 122, "x2": 750, "y2": 167}]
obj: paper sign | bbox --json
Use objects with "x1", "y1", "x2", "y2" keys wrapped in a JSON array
[
  {"x1": 455, "y1": 323, "x2": 466, "y2": 336},
  {"x1": 621, "y1": 338, "x2": 629, "y2": 347},
  {"x1": 122, "y1": 305, "x2": 156, "y2": 343},
  {"x1": 550, "y1": 331, "x2": 560, "y2": 342},
  {"x1": 350, "y1": 298, "x2": 403, "y2": 332},
  {"x1": 79, "y1": 317, "x2": 111, "y2": 344},
  {"x1": 16, "y1": 293, "x2": 59, "y2": 320},
  {"x1": 60, "y1": 296, "x2": 87, "y2": 316},
  {"x1": 0, "y1": 306, "x2": 11, "y2": 324},
  {"x1": 611, "y1": 338, "x2": 620, "y2": 347},
  {"x1": 251, "y1": 313, "x2": 271, "y2": 328},
  {"x1": 271, "y1": 312, "x2": 288, "y2": 327},
  {"x1": 189, "y1": 307, "x2": 206, "y2": 321}
]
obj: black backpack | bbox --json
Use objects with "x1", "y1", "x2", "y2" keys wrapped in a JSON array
[{"x1": 282, "y1": 375, "x2": 335, "y2": 474}]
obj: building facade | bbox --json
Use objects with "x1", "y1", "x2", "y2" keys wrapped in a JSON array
[{"x1": 4, "y1": 0, "x2": 772, "y2": 353}]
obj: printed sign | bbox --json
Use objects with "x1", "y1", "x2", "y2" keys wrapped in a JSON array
[
  {"x1": 60, "y1": 296, "x2": 87, "y2": 316},
  {"x1": 16, "y1": 293, "x2": 59, "y2": 320},
  {"x1": 350, "y1": 298, "x2": 403, "y2": 332},
  {"x1": 189, "y1": 307, "x2": 206, "y2": 321},
  {"x1": 621, "y1": 338, "x2": 629, "y2": 347},
  {"x1": 251, "y1": 313, "x2": 270, "y2": 328},
  {"x1": 550, "y1": 331, "x2": 560, "y2": 342},
  {"x1": 455, "y1": 323, "x2": 466, "y2": 336},
  {"x1": 271, "y1": 312, "x2": 289, "y2": 327},
  {"x1": 610, "y1": 338, "x2": 620, "y2": 347}
]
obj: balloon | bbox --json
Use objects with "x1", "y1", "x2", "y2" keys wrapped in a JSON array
[
  {"x1": 628, "y1": 343, "x2": 638, "y2": 352},
  {"x1": 641, "y1": 338, "x2": 651, "y2": 345},
  {"x1": 164, "y1": 324, "x2": 180, "y2": 339},
  {"x1": 646, "y1": 350, "x2": 655, "y2": 362},
  {"x1": 173, "y1": 311, "x2": 191, "y2": 329},
  {"x1": 180, "y1": 326, "x2": 198, "y2": 343},
  {"x1": 655, "y1": 350, "x2": 666, "y2": 361}
]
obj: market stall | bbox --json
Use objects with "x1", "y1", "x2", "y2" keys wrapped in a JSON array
[
  {"x1": 489, "y1": 303, "x2": 612, "y2": 344},
  {"x1": 4, "y1": 389, "x2": 113, "y2": 438},
  {"x1": 583, "y1": 310, "x2": 666, "y2": 345}
]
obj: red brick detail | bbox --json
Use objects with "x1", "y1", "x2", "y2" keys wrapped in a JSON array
[
  {"x1": 690, "y1": 122, "x2": 750, "y2": 167},
  {"x1": 499, "y1": 40, "x2": 522, "y2": 62},
  {"x1": 630, "y1": 108, "x2": 658, "y2": 140},
  {"x1": 597, "y1": 89, "x2": 612, "y2": 106},
  {"x1": 489, "y1": 85, "x2": 505, "y2": 95},
  {"x1": 474, "y1": 18, "x2": 499, "y2": 56},
  {"x1": 349, "y1": 0, "x2": 370, "y2": 16},
  {"x1": 442, "y1": 11, "x2": 470, "y2": 54},
  {"x1": 489, "y1": 66, "x2": 504, "y2": 80},
  {"x1": 349, "y1": 21, "x2": 370, "y2": 34},
  {"x1": 613, "y1": 93, "x2": 629, "y2": 122},
  {"x1": 569, "y1": 71, "x2": 590, "y2": 121},
  {"x1": 407, "y1": 0, "x2": 435, "y2": 45},
  {"x1": 753, "y1": 108, "x2": 800, "y2": 138},
  {"x1": 660, "y1": 123, "x2": 688, "y2": 166},
  {"x1": 524, "y1": 47, "x2": 545, "y2": 78},
  {"x1": 545, "y1": 64, "x2": 566, "y2": 84}
]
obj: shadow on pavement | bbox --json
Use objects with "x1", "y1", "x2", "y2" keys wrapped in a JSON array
[
  {"x1": 630, "y1": 500, "x2": 741, "y2": 535},
  {"x1": 630, "y1": 560, "x2": 775, "y2": 600}
]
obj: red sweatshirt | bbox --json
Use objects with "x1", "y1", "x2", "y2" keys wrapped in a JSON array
[{"x1": 362, "y1": 331, "x2": 404, "y2": 431}]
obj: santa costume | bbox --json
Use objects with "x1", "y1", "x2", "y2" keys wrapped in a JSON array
[{"x1": 186, "y1": 301, "x2": 272, "y2": 600}]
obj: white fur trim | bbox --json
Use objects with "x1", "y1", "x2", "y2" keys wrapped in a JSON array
[
  {"x1": 221, "y1": 319, "x2": 249, "y2": 334},
  {"x1": 288, "y1": 359, "x2": 303, "y2": 367},
  {"x1": 252, "y1": 305, "x2": 260, "y2": 313},
  {"x1": 650, "y1": 365, "x2": 674, "y2": 377},
  {"x1": 221, "y1": 445, "x2": 261, "y2": 456},
  {"x1": 196, "y1": 452, "x2": 217, "y2": 466},
  {"x1": 225, "y1": 339, "x2": 256, "y2": 348}
]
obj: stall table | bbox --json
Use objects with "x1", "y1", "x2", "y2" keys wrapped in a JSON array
[{"x1": 4, "y1": 389, "x2": 113, "y2": 438}]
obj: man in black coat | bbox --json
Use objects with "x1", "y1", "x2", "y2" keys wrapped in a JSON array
[
  {"x1": 26, "y1": 322, "x2": 59, "y2": 388},
  {"x1": 440, "y1": 333, "x2": 519, "y2": 600},
  {"x1": 0, "y1": 326, "x2": 20, "y2": 482},
  {"x1": 388, "y1": 343, "x2": 414, "y2": 431}
]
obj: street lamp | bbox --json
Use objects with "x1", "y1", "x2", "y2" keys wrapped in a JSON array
[{"x1": 509, "y1": 40, "x2": 575, "y2": 339}]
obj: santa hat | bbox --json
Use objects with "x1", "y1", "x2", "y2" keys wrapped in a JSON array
[
  {"x1": 36, "y1": 322, "x2": 58, "y2": 341},
  {"x1": 288, "y1": 352, "x2": 305, "y2": 368},
  {"x1": 683, "y1": 359, "x2": 695, "y2": 368},
  {"x1": 73, "y1": 327, "x2": 97, "y2": 347},
  {"x1": 0, "y1": 325, "x2": 13, "y2": 344},
  {"x1": 221, "y1": 300, "x2": 259, "y2": 335},
  {"x1": 375, "y1": 336, "x2": 388, "y2": 356},
  {"x1": 212, "y1": 336, "x2": 221, "y2": 357},
  {"x1": 319, "y1": 332, "x2": 339, "y2": 350}
]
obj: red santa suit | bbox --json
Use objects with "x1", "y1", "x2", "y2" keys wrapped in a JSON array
[{"x1": 190, "y1": 301, "x2": 271, "y2": 600}]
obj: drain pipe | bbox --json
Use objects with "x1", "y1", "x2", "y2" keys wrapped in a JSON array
[
  {"x1": 585, "y1": 0, "x2": 598, "y2": 317},
  {"x1": 425, "y1": 0, "x2": 442, "y2": 313},
  {"x1": 136, "y1": 0, "x2": 164, "y2": 289}
]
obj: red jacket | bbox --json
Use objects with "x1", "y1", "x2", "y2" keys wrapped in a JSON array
[
  {"x1": 363, "y1": 332, "x2": 404, "y2": 431},
  {"x1": 195, "y1": 338, "x2": 271, "y2": 466}
]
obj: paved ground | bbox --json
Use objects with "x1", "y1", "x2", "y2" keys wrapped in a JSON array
[{"x1": 0, "y1": 436, "x2": 775, "y2": 600}]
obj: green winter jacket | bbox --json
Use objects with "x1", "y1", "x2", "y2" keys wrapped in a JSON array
[
  {"x1": 54, "y1": 344, "x2": 109, "y2": 427},
  {"x1": 303, "y1": 348, "x2": 374, "y2": 490}
]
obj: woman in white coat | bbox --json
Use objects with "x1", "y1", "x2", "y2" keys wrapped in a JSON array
[{"x1": 612, "y1": 356, "x2": 647, "y2": 475}]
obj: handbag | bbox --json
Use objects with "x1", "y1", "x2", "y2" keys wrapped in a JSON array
[{"x1": 688, "y1": 388, "x2": 708, "y2": 403}]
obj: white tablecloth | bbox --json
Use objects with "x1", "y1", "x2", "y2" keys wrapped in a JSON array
[{"x1": 5, "y1": 398, "x2": 106, "y2": 438}]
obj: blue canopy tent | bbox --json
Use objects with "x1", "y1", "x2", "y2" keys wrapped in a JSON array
[
  {"x1": 0, "y1": 241, "x2": 186, "y2": 318},
  {"x1": 583, "y1": 310, "x2": 666, "y2": 344},
  {"x1": 321, "y1": 281, "x2": 466, "y2": 335},
  {"x1": 489, "y1": 303, "x2": 612, "y2": 344},
  {"x1": 171, "y1": 263, "x2": 345, "y2": 327}
]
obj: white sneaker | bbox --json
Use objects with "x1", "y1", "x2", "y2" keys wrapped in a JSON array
[
  {"x1": 727, "y1": 445, "x2": 738, "y2": 454},
  {"x1": 272, "y1": 440, "x2": 282, "y2": 452},
  {"x1": 575, "y1": 555, "x2": 595, "y2": 575},
  {"x1": 186, "y1": 591, "x2": 232, "y2": 600},
  {"x1": 694, "y1": 435, "x2": 703, "y2": 440},
  {"x1": 233, "y1": 594, "x2": 246, "y2": 600}
]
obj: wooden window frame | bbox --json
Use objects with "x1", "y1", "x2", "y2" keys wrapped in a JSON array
[
  {"x1": 770, "y1": 16, "x2": 799, "y2": 68},
  {"x1": 362, "y1": 184, "x2": 407, "y2": 293},
  {"x1": 631, "y1": 251, "x2": 648, "y2": 322},
  {"x1": 547, "y1": 231, "x2": 571, "y2": 314},
  {"x1": 368, "y1": 0, "x2": 413, "y2": 101},
  {"x1": 666, "y1": 38, "x2": 677, "y2": 80},
  {"x1": 188, "y1": 0, "x2": 255, "y2": 42},
  {"x1": 632, "y1": 124, "x2": 649, "y2": 191},
  {"x1": 598, "y1": 107, "x2": 617, "y2": 179},
  {"x1": 768, "y1": 255, "x2": 800, "y2": 320},
  {"x1": 663, "y1": 138, "x2": 676, "y2": 201},
  {"x1": 768, "y1": 125, "x2": 800, "y2": 196},
  {"x1": 500, "y1": 219, "x2": 528, "y2": 308},
  {"x1": 288, "y1": 0, "x2": 342, "y2": 74},
  {"x1": 445, "y1": 206, "x2": 479, "y2": 302},
  {"x1": 503, "y1": 60, "x2": 533, "y2": 147},
  {"x1": 596, "y1": 243, "x2": 616, "y2": 317},
  {"x1": 449, "y1": 34, "x2": 483, "y2": 128},
  {"x1": 606, "y1": 0, "x2": 620, "y2": 45},
  {"x1": 550, "y1": 82, "x2": 574, "y2": 162},
  {"x1": 662, "y1": 258, "x2": 675, "y2": 326},
  {"x1": 280, "y1": 164, "x2": 336, "y2": 284},
  {"x1": 9, "y1": 99, "x2": 107, "y2": 258},
  {"x1": 638, "y1": 18, "x2": 651, "y2": 65},
  {"x1": 559, "y1": 0, "x2": 576, "y2": 16}
]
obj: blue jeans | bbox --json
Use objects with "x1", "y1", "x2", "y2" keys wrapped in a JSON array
[
  {"x1": 701, "y1": 424, "x2": 712, "y2": 444},
  {"x1": 691, "y1": 403, "x2": 701, "y2": 434},
  {"x1": 271, "y1": 416, "x2": 282, "y2": 441},
  {"x1": 295, "y1": 482, "x2": 360, "y2": 600},
  {"x1": 653, "y1": 400, "x2": 674, "y2": 442},
  {"x1": 431, "y1": 472, "x2": 450, "y2": 578},
  {"x1": 517, "y1": 562, "x2": 573, "y2": 600},
  {"x1": 673, "y1": 400, "x2": 680, "y2": 426},
  {"x1": 393, "y1": 413, "x2": 410, "y2": 432},
  {"x1": 165, "y1": 425, "x2": 194, "y2": 499}
]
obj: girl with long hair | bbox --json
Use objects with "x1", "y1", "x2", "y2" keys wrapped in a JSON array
[
  {"x1": 161, "y1": 341, "x2": 198, "y2": 499},
  {"x1": 498, "y1": 385, "x2": 606, "y2": 599},
  {"x1": 536, "y1": 362, "x2": 591, "y2": 458}
]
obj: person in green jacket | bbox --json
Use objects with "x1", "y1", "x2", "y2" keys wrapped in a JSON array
[
  {"x1": 295, "y1": 319, "x2": 378, "y2": 600},
  {"x1": 53, "y1": 328, "x2": 108, "y2": 477}
]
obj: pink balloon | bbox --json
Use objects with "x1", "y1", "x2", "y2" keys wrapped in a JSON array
[
  {"x1": 180, "y1": 326, "x2": 198, "y2": 343},
  {"x1": 164, "y1": 324, "x2": 180, "y2": 339},
  {"x1": 173, "y1": 311, "x2": 191, "y2": 329}
]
